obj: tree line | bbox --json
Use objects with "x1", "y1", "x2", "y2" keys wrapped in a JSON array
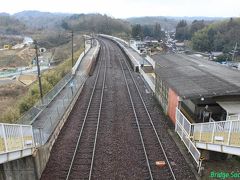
[
  {"x1": 131, "y1": 23, "x2": 165, "y2": 41},
  {"x1": 175, "y1": 18, "x2": 240, "y2": 53},
  {"x1": 61, "y1": 14, "x2": 131, "y2": 36},
  {"x1": 0, "y1": 15, "x2": 26, "y2": 34}
]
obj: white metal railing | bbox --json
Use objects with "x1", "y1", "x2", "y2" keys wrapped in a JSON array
[
  {"x1": 192, "y1": 119, "x2": 240, "y2": 147},
  {"x1": 145, "y1": 56, "x2": 155, "y2": 69},
  {"x1": 176, "y1": 108, "x2": 192, "y2": 135},
  {"x1": 175, "y1": 108, "x2": 201, "y2": 166},
  {"x1": 0, "y1": 123, "x2": 34, "y2": 154},
  {"x1": 139, "y1": 68, "x2": 155, "y2": 92},
  {"x1": 227, "y1": 114, "x2": 240, "y2": 121}
]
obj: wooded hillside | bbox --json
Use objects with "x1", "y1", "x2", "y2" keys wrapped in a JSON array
[{"x1": 191, "y1": 18, "x2": 240, "y2": 52}]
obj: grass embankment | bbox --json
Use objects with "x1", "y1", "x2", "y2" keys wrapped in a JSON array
[{"x1": 0, "y1": 46, "x2": 84, "y2": 123}]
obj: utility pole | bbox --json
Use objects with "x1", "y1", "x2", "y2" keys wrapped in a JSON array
[
  {"x1": 71, "y1": 30, "x2": 74, "y2": 67},
  {"x1": 232, "y1": 42, "x2": 238, "y2": 61},
  {"x1": 34, "y1": 40, "x2": 43, "y2": 104}
]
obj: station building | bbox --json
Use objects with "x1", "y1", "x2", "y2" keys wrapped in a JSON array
[
  {"x1": 152, "y1": 53, "x2": 240, "y2": 163},
  {"x1": 153, "y1": 53, "x2": 240, "y2": 124}
]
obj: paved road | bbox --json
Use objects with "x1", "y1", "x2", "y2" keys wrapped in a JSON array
[{"x1": 0, "y1": 78, "x2": 15, "y2": 86}]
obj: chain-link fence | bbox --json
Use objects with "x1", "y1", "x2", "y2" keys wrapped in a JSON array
[
  {"x1": 33, "y1": 71, "x2": 88, "y2": 145},
  {"x1": 17, "y1": 43, "x2": 92, "y2": 125},
  {"x1": 31, "y1": 42, "x2": 95, "y2": 146},
  {"x1": 15, "y1": 40, "x2": 98, "y2": 146},
  {"x1": 17, "y1": 72, "x2": 73, "y2": 125}
]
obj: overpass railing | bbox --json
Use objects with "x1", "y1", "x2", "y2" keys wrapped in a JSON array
[
  {"x1": 192, "y1": 119, "x2": 240, "y2": 147},
  {"x1": 175, "y1": 108, "x2": 201, "y2": 166},
  {"x1": 0, "y1": 123, "x2": 34, "y2": 154}
]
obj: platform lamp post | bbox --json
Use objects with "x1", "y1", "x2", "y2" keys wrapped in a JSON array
[{"x1": 34, "y1": 40, "x2": 43, "y2": 104}]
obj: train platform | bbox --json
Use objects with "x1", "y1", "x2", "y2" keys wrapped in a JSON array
[
  {"x1": 99, "y1": 34, "x2": 155, "y2": 93},
  {"x1": 114, "y1": 37, "x2": 156, "y2": 92}
]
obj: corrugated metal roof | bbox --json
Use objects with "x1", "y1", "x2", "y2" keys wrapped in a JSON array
[{"x1": 153, "y1": 54, "x2": 240, "y2": 99}]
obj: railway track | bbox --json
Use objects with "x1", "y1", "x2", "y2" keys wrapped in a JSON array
[
  {"x1": 41, "y1": 38, "x2": 196, "y2": 180},
  {"x1": 115, "y1": 45, "x2": 177, "y2": 180},
  {"x1": 65, "y1": 41, "x2": 107, "y2": 180}
]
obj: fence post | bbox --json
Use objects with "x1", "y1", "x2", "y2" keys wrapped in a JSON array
[
  {"x1": 49, "y1": 116, "x2": 53, "y2": 127},
  {"x1": 68, "y1": 91, "x2": 71, "y2": 101},
  {"x1": 227, "y1": 121, "x2": 233, "y2": 146},
  {"x1": 175, "y1": 108, "x2": 178, "y2": 132},
  {"x1": 199, "y1": 124, "x2": 203, "y2": 142},
  {"x1": 188, "y1": 123, "x2": 191, "y2": 137},
  {"x1": 40, "y1": 128, "x2": 44, "y2": 145},
  {"x1": 182, "y1": 115, "x2": 185, "y2": 139},
  {"x1": 211, "y1": 123, "x2": 216, "y2": 143},
  {"x1": 20, "y1": 125, "x2": 24, "y2": 149},
  {"x1": 188, "y1": 138, "x2": 191, "y2": 153},
  {"x1": 57, "y1": 106, "x2": 60, "y2": 117},
  {"x1": 1, "y1": 124, "x2": 8, "y2": 152},
  {"x1": 30, "y1": 126, "x2": 35, "y2": 148}
]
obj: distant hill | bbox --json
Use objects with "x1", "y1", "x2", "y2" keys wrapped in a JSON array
[
  {"x1": 0, "y1": 15, "x2": 26, "y2": 34},
  {"x1": 127, "y1": 16, "x2": 178, "y2": 31},
  {"x1": 61, "y1": 13, "x2": 131, "y2": 35},
  {"x1": 192, "y1": 17, "x2": 240, "y2": 53},
  {"x1": 0, "y1": 12, "x2": 9, "y2": 16},
  {"x1": 0, "y1": 11, "x2": 131, "y2": 39},
  {"x1": 127, "y1": 16, "x2": 225, "y2": 31},
  {"x1": 13, "y1": 10, "x2": 72, "y2": 29}
]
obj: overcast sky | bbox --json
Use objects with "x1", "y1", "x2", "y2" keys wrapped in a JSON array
[{"x1": 1, "y1": 0, "x2": 240, "y2": 18}]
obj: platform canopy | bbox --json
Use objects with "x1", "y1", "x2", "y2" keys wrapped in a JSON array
[{"x1": 217, "y1": 101, "x2": 240, "y2": 115}]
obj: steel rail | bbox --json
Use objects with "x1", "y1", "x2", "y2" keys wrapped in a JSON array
[
  {"x1": 88, "y1": 39, "x2": 107, "y2": 179},
  {"x1": 117, "y1": 52, "x2": 154, "y2": 180},
  {"x1": 66, "y1": 41, "x2": 107, "y2": 180},
  {"x1": 119, "y1": 49, "x2": 177, "y2": 180}
]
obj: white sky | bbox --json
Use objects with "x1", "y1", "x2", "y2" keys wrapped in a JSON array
[{"x1": 1, "y1": 0, "x2": 240, "y2": 18}]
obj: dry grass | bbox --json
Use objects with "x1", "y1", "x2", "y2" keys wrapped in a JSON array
[
  {"x1": 52, "y1": 34, "x2": 83, "y2": 63},
  {"x1": 0, "y1": 35, "x2": 84, "y2": 123},
  {"x1": 0, "y1": 35, "x2": 23, "y2": 48},
  {"x1": 0, "y1": 83, "x2": 28, "y2": 122},
  {"x1": 0, "y1": 48, "x2": 35, "y2": 67}
]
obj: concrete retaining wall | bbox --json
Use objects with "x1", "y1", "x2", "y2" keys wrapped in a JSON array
[{"x1": 88, "y1": 41, "x2": 101, "y2": 76}]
